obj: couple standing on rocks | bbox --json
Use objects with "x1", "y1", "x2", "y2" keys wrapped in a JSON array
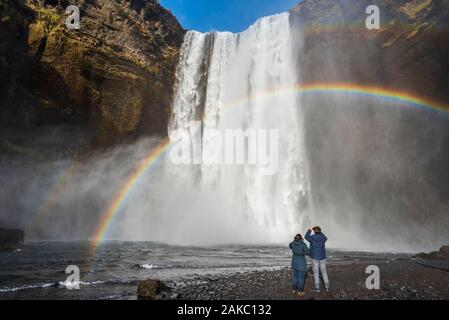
[{"x1": 289, "y1": 226, "x2": 330, "y2": 296}]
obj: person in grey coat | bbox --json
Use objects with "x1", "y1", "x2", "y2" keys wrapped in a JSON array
[{"x1": 289, "y1": 234, "x2": 310, "y2": 296}]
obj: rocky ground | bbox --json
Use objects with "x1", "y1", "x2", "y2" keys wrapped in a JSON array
[{"x1": 168, "y1": 258, "x2": 449, "y2": 300}]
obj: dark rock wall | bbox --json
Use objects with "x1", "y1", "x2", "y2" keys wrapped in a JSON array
[
  {"x1": 0, "y1": 0, "x2": 185, "y2": 156},
  {"x1": 290, "y1": 0, "x2": 449, "y2": 247},
  {"x1": 290, "y1": 0, "x2": 449, "y2": 102}
]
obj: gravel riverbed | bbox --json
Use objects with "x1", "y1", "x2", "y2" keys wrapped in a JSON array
[{"x1": 171, "y1": 259, "x2": 449, "y2": 300}]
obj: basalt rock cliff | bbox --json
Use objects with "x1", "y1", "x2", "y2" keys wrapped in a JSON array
[
  {"x1": 2, "y1": 0, "x2": 448, "y2": 158},
  {"x1": 290, "y1": 0, "x2": 449, "y2": 103},
  {"x1": 0, "y1": 0, "x2": 184, "y2": 157},
  {"x1": 290, "y1": 0, "x2": 449, "y2": 244}
]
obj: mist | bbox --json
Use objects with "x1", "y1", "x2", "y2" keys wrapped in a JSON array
[{"x1": 1, "y1": 11, "x2": 448, "y2": 253}]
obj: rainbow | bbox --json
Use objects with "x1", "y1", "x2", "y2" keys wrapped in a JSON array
[
  {"x1": 228, "y1": 83, "x2": 449, "y2": 115},
  {"x1": 30, "y1": 161, "x2": 80, "y2": 229},
  {"x1": 90, "y1": 83, "x2": 449, "y2": 249},
  {"x1": 91, "y1": 138, "x2": 171, "y2": 249}
]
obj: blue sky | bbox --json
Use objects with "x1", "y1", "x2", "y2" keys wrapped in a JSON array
[{"x1": 160, "y1": 0, "x2": 299, "y2": 33}]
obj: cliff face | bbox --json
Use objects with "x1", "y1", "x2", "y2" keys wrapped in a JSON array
[
  {"x1": 290, "y1": 0, "x2": 449, "y2": 102},
  {"x1": 0, "y1": 0, "x2": 184, "y2": 155},
  {"x1": 290, "y1": 0, "x2": 449, "y2": 245},
  {"x1": 4, "y1": 0, "x2": 447, "y2": 157}
]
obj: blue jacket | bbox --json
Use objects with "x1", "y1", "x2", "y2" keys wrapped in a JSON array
[
  {"x1": 305, "y1": 230, "x2": 327, "y2": 260},
  {"x1": 289, "y1": 240, "x2": 310, "y2": 271}
]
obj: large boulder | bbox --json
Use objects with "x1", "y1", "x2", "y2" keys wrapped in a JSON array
[
  {"x1": 137, "y1": 279, "x2": 170, "y2": 300},
  {"x1": 439, "y1": 246, "x2": 449, "y2": 256},
  {"x1": 0, "y1": 228, "x2": 25, "y2": 252},
  {"x1": 416, "y1": 245, "x2": 449, "y2": 260}
]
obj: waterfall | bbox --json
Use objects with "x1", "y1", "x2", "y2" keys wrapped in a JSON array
[
  {"x1": 4, "y1": 10, "x2": 445, "y2": 251},
  {"x1": 168, "y1": 13, "x2": 311, "y2": 242}
]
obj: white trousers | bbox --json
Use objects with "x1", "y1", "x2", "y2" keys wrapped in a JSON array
[{"x1": 312, "y1": 259, "x2": 330, "y2": 290}]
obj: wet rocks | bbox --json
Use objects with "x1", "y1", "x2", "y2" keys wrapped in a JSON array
[
  {"x1": 416, "y1": 245, "x2": 449, "y2": 260},
  {"x1": 137, "y1": 279, "x2": 170, "y2": 300},
  {"x1": 439, "y1": 246, "x2": 449, "y2": 256},
  {"x1": 0, "y1": 228, "x2": 25, "y2": 252}
]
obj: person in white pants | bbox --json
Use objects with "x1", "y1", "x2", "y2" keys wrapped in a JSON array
[
  {"x1": 305, "y1": 226, "x2": 330, "y2": 292},
  {"x1": 312, "y1": 258, "x2": 329, "y2": 292}
]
